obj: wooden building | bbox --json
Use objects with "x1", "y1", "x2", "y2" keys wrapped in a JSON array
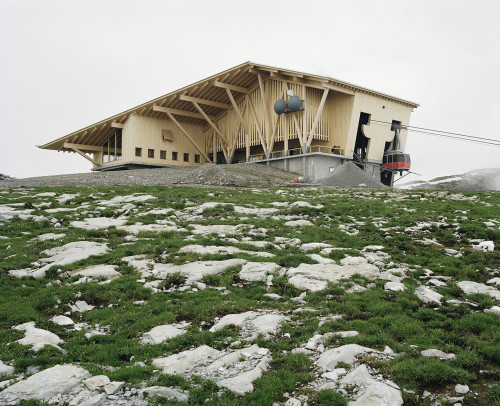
[{"x1": 39, "y1": 62, "x2": 418, "y2": 183}]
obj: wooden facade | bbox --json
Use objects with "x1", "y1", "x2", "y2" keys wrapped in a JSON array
[{"x1": 39, "y1": 62, "x2": 418, "y2": 170}]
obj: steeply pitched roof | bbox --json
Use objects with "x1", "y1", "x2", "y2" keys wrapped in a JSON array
[{"x1": 39, "y1": 62, "x2": 418, "y2": 152}]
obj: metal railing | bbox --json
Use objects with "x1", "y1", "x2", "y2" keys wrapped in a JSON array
[{"x1": 248, "y1": 146, "x2": 344, "y2": 161}]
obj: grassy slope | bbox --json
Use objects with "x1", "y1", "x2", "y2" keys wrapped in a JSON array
[{"x1": 0, "y1": 186, "x2": 499, "y2": 405}]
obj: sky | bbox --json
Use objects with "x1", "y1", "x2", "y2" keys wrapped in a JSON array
[{"x1": 1, "y1": 0, "x2": 499, "y2": 183}]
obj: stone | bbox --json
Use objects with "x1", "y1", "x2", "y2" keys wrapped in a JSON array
[
  {"x1": 322, "y1": 368, "x2": 347, "y2": 381},
  {"x1": 428, "y1": 278, "x2": 447, "y2": 287},
  {"x1": 118, "y1": 223, "x2": 180, "y2": 234},
  {"x1": 103, "y1": 381, "x2": 125, "y2": 395},
  {"x1": 300, "y1": 242, "x2": 334, "y2": 252},
  {"x1": 209, "y1": 311, "x2": 288, "y2": 337},
  {"x1": 63, "y1": 264, "x2": 122, "y2": 282},
  {"x1": 180, "y1": 244, "x2": 274, "y2": 258},
  {"x1": 13, "y1": 321, "x2": 64, "y2": 352},
  {"x1": 473, "y1": 241, "x2": 494, "y2": 252},
  {"x1": 141, "y1": 322, "x2": 190, "y2": 344},
  {"x1": 50, "y1": 315, "x2": 74, "y2": 326},
  {"x1": 385, "y1": 281, "x2": 406, "y2": 292},
  {"x1": 83, "y1": 375, "x2": 111, "y2": 390},
  {"x1": 9, "y1": 241, "x2": 109, "y2": 279},
  {"x1": 143, "y1": 386, "x2": 188, "y2": 402},
  {"x1": 487, "y1": 277, "x2": 500, "y2": 285},
  {"x1": 70, "y1": 217, "x2": 127, "y2": 230},
  {"x1": 348, "y1": 381, "x2": 403, "y2": 405},
  {"x1": 190, "y1": 224, "x2": 251, "y2": 236},
  {"x1": 79, "y1": 393, "x2": 107, "y2": 406},
  {"x1": 0, "y1": 360, "x2": 14, "y2": 376},
  {"x1": 99, "y1": 194, "x2": 156, "y2": 206},
  {"x1": 287, "y1": 261, "x2": 380, "y2": 292},
  {"x1": 2, "y1": 364, "x2": 89, "y2": 400},
  {"x1": 239, "y1": 262, "x2": 281, "y2": 282},
  {"x1": 263, "y1": 293, "x2": 282, "y2": 300},
  {"x1": 421, "y1": 349, "x2": 456, "y2": 360},
  {"x1": 70, "y1": 300, "x2": 95, "y2": 313},
  {"x1": 284, "y1": 219, "x2": 313, "y2": 227},
  {"x1": 217, "y1": 360, "x2": 269, "y2": 396},
  {"x1": 284, "y1": 398, "x2": 301, "y2": 406},
  {"x1": 153, "y1": 258, "x2": 247, "y2": 284},
  {"x1": 415, "y1": 286, "x2": 443, "y2": 305},
  {"x1": 484, "y1": 306, "x2": 500, "y2": 315},
  {"x1": 36, "y1": 233, "x2": 66, "y2": 241},
  {"x1": 152, "y1": 345, "x2": 221, "y2": 374},
  {"x1": 457, "y1": 281, "x2": 500, "y2": 300},
  {"x1": 455, "y1": 384, "x2": 469, "y2": 394},
  {"x1": 317, "y1": 344, "x2": 374, "y2": 371}
]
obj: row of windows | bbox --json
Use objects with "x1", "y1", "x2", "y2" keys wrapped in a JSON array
[{"x1": 135, "y1": 148, "x2": 200, "y2": 163}]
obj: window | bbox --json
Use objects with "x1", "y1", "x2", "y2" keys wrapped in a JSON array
[
  {"x1": 183, "y1": 153, "x2": 190, "y2": 162},
  {"x1": 135, "y1": 147, "x2": 142, "y2": 157},
  {"x1": 172, "y1": 151, "x2": 178, "y2": 161},
  {"x1": 102, "y1": 130, "x2": 122, "y2": 163},
  {"x1": 194, "y1": 154, "x2": 200, "y2": 163},
  {"x1": 162, "y1": 129, "x2": 173, "y2": 141},
  {"x1": 160, "y1": 150, "x2": 166, "y2": 160},
  {"x1": 148, "y1": 149, "x2": 154, "y2": 158}
]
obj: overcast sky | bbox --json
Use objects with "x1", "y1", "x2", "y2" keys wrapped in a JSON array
[{"x1": 1, "y1": 0, "x2": 499, "y2": 182}]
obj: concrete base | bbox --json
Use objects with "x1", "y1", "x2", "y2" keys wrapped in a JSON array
[{"x1": 255, "y1": 153, "x2": 382, "y2": 182}]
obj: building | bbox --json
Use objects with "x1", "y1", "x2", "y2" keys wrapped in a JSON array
[{"x1": 39, "y1": 62, "x2": 418, "y2": 185}]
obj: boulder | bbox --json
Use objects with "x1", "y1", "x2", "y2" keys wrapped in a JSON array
[
  {"x1": 239, "y1": 262, "x2": 281, "y2": 282},
  {"x1": 0, "y1": 360, "x2": 14, "y2": 376},
  {"x1": 317, "y1": 344, "x2": 374, "y2": 371},
  {"x1": 152, "y1": 345, "x2": 221, "y2": 374},
  {"x1": 2, "y1": 364, "x2": 89, "y2": 400},
  {"x1": 83, "y1": 375, "x2": 111, "y2": 391},
  {"x1": 457, "y1": 281, "x2": 500, "y2": 300},
  {"x1": 50, "y1": 315, "x2": 74, "y2": 326},
  {"x1": 415, "y1": 286, "x2": 443, "y2": 304},
  {"x1": 141, "y1": 322, "x2": 190, "y2": 345},
  {"x1": 421, "y1": 349, "x2": 456, "y2": 360},
  {"x1": 63, "y1": 264, "x2": 122, "y2": 282},
  {"x1": 13, "y1": 321, "x2": 64, "y2": 352},
  {"x1": 143, "y1": 386, "x2": 189, "y2": 402},
  {"x1": 385, "y1": 281, "x2": 406, "y2": 292}
]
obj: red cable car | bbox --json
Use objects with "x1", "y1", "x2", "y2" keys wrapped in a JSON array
[{"x1": 382, "y1": 151, "x2": 411, "y2": 170}]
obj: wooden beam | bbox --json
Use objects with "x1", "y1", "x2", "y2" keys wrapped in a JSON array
[
  {"x1": 163, "y1": 110, "x2": 212, "y2": 163},
  {"x1": 246, "y1": 95, "x2": 268, "y2": 152},
  {"x1": 179, "y1": 95, "x2": 231, "y2": 109},
  {"x1": 191, "y1": 101, "x2": 229, "y2": 154},
  {"x1": 307, "y1": 88, "x2": 329, "y2": 146},
  {"x1": 282, "y1": 82, "x2": 303, "y2": 145},
  {"x1": 257, "y1": 74, "x2": 271, "y2": 147},
  {"x1": 214, "y1": 80, "x2": 250, "y2": 94},
  {"x1": 225, "y1": 88, "x2": 250, "y2": 145},
  {"x1": 111, "y1": 121, "x2": 124, "y2": 129},
  {"x1": 64, "y1": 142, "x2": 102, "y2": 152},
  {"x1": 268, "y1": 114, "x2": 281, "y2": 153},
  {"x1": 322, "y1": 82, "x2": 355, "y2": 96},
  {"x1": 153, "y1": 105, "x2": 216, "y2": 120},
  {"x1": 70, "y1": 147, "x2": 101, "y2": 166}
]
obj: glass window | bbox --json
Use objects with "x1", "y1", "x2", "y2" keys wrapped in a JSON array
[
  {"x1": 183, "y1": 153, "x2": 189, "y2": 162},
  {"x1": 135, "y1": 147, "x2": 142, "y2": 157},
  {"x1": 160, "y1": 150, "x2": 166, "y2": 160},
  {"x1": 194, "y1": 154, "x2": 200, "y2": 163},
  {"x1": 148, "y1": 149, "x2": 154, "y2": 158},
  {"x1": 102, "y1": 130, "x2": 122, "y2": 163},
  {"x1": 172, "y1": 151, "x2": 178, "y2": 161}
]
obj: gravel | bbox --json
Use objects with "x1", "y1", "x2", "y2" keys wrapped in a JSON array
[
  {"x1": 318, "y1": 161, "x2": 387, "y2": 189},
  {"x1": 0, "y1": 163, "x2": 299, "y2": 188}
]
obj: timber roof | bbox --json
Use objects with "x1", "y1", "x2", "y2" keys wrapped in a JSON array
[{"x1": 39, "y1": 62, "x2": 419, "y2": 152}]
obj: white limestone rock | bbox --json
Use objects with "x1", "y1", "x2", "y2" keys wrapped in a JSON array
[
  {"x1": 10, "y1": 241, "x2": 109, "y2": 279},
  {"x1": 415, "y1": 286, "x2": 443, "y2": 305},
  {"x1": 457, "y1": 281, "x2": 500, "y2": 300},
  {"x1": 385, "y1": 281, "x2": 406, "y2": 292},
  {"x1": 70, "y1": 217, "x2": 127, "y2": 230},
  {"x1": 78, "y1": 393, "x2": 107, "y2": 406},
  {"x1": 83, "y1": 375, "x2": 111, "y2": 391},
  {"x1": 487, "y1": 277, "x2": 500, "y2": 286},
  {"x1": 300, "y1": 242, "x2": 334, "y2": 252},
  {"x1": 239, "y1": 262, "x2": 281, "y2": 282},
  {"x1": 1, "y1": 364, "x2": 89, "y2": 400},
  {"x1": 143, "y1": 386, "x2": 189, "y2": 402},
  {"x1": 141, "y1": 322, "x2": 190, "y2": 344},
  {"x1": 473, "y1": 241, "x2": 495, "y2": 252},
  {"x1": 13, "y1": 321, "x2": 64, "y2": 352},
  {"x1": 209, "y1": 311, "x2": 288, "y2": 338},
  {"x1": 50, "y1": 315, "x2": 74, "y2": 326},
  {"x1": 287, "y1": 261, "x2": 380, "y2": 292},
  {"x1": 455, "y1": 384, "x2": 469, "y2": 394},
  {"x1": 217, "y1": 358, "x2": 270, "y2": 396},
  {"x1": 98, "y1": 194, "x2": 156, "y2": 207},
  {"x1": 118, "y1": 223, "x2": 181, "y2": 234},
  {"x1": 36, "y1": 233, "x2": 66, "y2": 241},
  {"x1": 63, "y1": 264, "x2": 122, "y2": 282},
  {"x1": 421, "y1": 349, "x2": 456, "y2": 360},
  {"x1": 284, "y1": 219, "x2": 313, "y2": 227},
  {"x1": 70, "y1": 300, "x2": 95, "y2": 313},
  {"x1": 317, "y1": 344, "x2": 374, "y2": 371},
  {"x1": 103, "y1": 381, "x2": 125, "y2": 394},
  {"x1": 153, "y1": 258, "x2": 247, "y2": 284},
  {"x1": 484, "y1": 306, "x2": 500, "y2": 314},
  {"x1": 0, "y1": 360, "x2": 14, "y2": 376},
  {"x1": 153, "y1": 345, "x2": 221, "y2": 374},
  {"x1": 190, "y1": 224, "x2": 252, "y2": 236},
  {"x1": 180, "y1": 244, "x2": 275, "y2": 258}
]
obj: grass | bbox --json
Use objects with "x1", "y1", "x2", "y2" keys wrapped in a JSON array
[{"x1": 0, "y1": 186, "x2": 499, "y2": 404}]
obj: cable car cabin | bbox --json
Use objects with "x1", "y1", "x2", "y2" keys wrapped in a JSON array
[{"x1": 382, "y1": 152, "x2": 411, "y2": 170}]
